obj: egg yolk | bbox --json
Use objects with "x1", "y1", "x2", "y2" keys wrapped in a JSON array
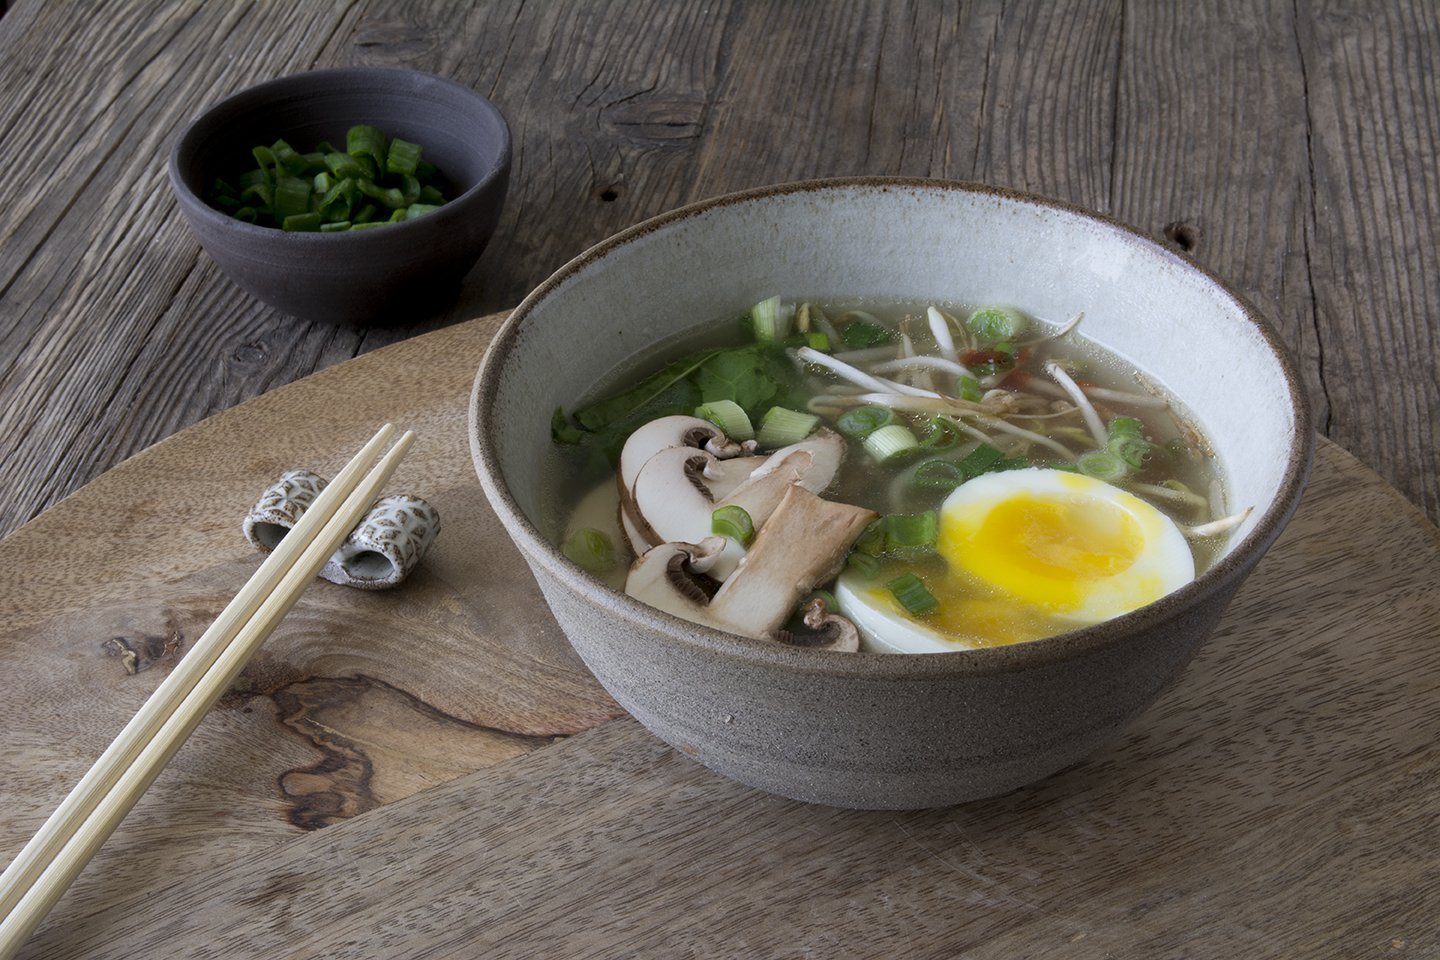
[
  {"x1": 918, "y1": 486, "x2": 1166, "y2": 646},
  {"x1": 954, "y1": 493, "x2": 1143, "y2": 606}
]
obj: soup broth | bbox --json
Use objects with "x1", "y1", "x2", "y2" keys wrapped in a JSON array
[{"x1": 550, "y1": 298, "x2": 1238, "y2": 653}]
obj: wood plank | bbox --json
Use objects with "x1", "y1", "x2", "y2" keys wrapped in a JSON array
[
  {"x1": 0, "y1": 0, "x2": 1438, "y2": 540},
  {"x1": 0, "y1": 315, "x2": 621, "y2": 945},
  {"x1": 17, "y1": 438, "x2": 1440, "y2": 959},
  {"x1": 1296, "y1": 0, "x2": 1440, "y2": 520}
]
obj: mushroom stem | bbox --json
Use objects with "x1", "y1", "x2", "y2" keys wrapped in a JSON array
[{"x1": 707, "y1": 485, "x2": 878, "y2": 638}]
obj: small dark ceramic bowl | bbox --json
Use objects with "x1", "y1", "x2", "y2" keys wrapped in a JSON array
[
  {"x1": 169, "y1": 67, "x2": 510, "y2": 324},
  {"x1": 470, "y1": 178, "x2": 1313, "y2": 809}
]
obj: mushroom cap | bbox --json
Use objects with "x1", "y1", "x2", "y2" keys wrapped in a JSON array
[
  {"x1": 775, "y1": 596, "x2": 861, "y2": 653},
  {"x1": 617, "y1": 415, "x2": 738, "y2": 498},
  {"x1": 623, "y1": 538, "x2": 727, "y2": 628}
]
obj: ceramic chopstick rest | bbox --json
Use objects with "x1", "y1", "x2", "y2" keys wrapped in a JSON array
[
  {"x1": 243, "y1": 471, "x2": 439, "y2": 589},
  {"x1": 320, "y1": 494, "x2": 440, "y2": 589},
  {"x1": 243, "y1": 469, "x2": 328, "y2": 552}
]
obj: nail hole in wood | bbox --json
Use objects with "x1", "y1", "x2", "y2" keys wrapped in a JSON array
[{"x1": 1164, "y1": 220, "x2": 1201, "y2": 253}]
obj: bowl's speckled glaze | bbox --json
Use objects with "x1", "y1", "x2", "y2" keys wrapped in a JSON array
[
  {"x1": 470, "y1": 178, "x2": 1313, "y2": 809},
  {"x1": 169, "y1": 67, "x2": 510, "y2": 325}
]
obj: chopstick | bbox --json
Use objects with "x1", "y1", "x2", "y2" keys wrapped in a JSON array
[{"x1": 0, "y1": 424, "x2": 415, "y2": 959}]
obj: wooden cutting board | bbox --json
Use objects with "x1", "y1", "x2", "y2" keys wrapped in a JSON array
[{"x1": 2, "y1": 314, "x2": 1438, "y2": 959}]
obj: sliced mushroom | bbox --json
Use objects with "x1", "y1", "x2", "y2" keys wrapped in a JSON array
[
  {"x1": 617, "y1": 415, "x2": 751, "y2": 499},
  {"x1": 617, "y1": 417, "x2": 762, "y2": 554},
  {"x1": 707, "y1": 485, "x2": 878, "y2": 639},
  {"x1": 630, "y1": 446, "x2": 814, "y2": 580},
  {"x1": 751, "y1": 428, "x2": 846, "y2": 494},
  {"x1": 624, "y1": 538, "x2": 728, "y2": 628},
  {"x1": 618, "y1": 500, "x2": 657, "y2": 556},
  {"x1": 712, "y1": 448, "x2": 814, "y2": 527},
  {"x1": 776, "y1": 595, "x2": 861, "y2": 653}
]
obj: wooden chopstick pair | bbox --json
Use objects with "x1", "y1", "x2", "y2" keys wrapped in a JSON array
[{"x1": 0, "y1": 424, "x2": 415, "y2": 959}]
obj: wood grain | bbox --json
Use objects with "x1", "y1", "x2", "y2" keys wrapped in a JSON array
[
  {"x1": 2, "y1": 310, "x2": 1438, "y2": 957},
  {"x1": 0, "y1": 1, "x2": 1438, "y2": 537},
  {"x1": 0, "y1": 314, "x2": 619, "y2": 948}
]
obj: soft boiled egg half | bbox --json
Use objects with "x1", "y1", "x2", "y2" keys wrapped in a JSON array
[{"x1": 836, "y1": 468, "x2": 1196, "y2": 653}]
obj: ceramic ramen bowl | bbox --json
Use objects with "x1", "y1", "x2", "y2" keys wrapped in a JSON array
[{"x1": 469, "y1": 178, "x2": 1313, "y2": 809}]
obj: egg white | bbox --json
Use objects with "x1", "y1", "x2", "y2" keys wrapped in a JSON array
[{"x1": 837, "y1": 468, "x2": 1195, "y2": 653}]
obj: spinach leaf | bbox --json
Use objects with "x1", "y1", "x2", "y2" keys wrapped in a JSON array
[
  {"x1": 571, "y1": 348, "x2": 720, "y2": 432},
  {"x1": 695, "y1": 347, "x2": 778, "y2": 417}
]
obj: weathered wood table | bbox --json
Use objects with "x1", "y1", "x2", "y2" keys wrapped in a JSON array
[{"x1": 2, "y1": 3, "x2": 1438, "y2": 958}]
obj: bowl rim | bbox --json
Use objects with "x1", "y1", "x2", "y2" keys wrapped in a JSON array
[
  {"x1": 470, "y1": 176, "x2": 1315, "y2": 680},
  {"x1": 167, "y1": 65, "x2": 511, "y2": 243}
]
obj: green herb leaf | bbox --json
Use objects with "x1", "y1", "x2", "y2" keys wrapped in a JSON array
[
  {"x1": 571, "y1": 348, "x2": 721, "y2": 433},
  {"x1": 695, "y1": 347, "x2": 779, "y2": 415},
  {"x1": 551, "y1": 407, "x2": 584, "y2": 445}
]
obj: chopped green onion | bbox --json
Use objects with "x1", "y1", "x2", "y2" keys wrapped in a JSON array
[
  {"x1": 319, "y1": 220, "x2": 351, "y2": 233},
  {"x1": 863, "y1": 424, "x2": 919, "y2": 464},
  {"x1": 1109, "y1": 435, "x2": 1154, "y2": 470},
  {"x1": 561, "y1": 528, "x2": 618, "y2": 573},
  {"x1": 236, "y1": 168, "x2": 268, "y2": 191},
  {"x1": 347, "y1": 124, "x2": 388, "y2": 173},
  {"x1": 282, "y1": 212, "x2": 322, "y2": 232},
  {"x1": 965, "y1": 306, "x2": 1027, "y2": 344},
  {"x1": 756, "y1": 406, "x2": 818, "y2": 446},
  {"x1": 399, "y1": 173, "x2": 422, "y2": 205},
  {"x1": 806, "y1": 331, "x2": 831, "y2": 352},
  {"x1": 835, "y1": 405, "x2": 896, "y2": 439},
  {"x1": 854, "y1": 519, "x2": 886, "y2": 557},
  {"x1": 711, "y1": 505, "x2": 755, "y2": 546},
  {"x1": 324, "y1": 151, "x2": 366, "y2": 179},
  {"x1": 748, "y1": 296, "x2": 795, "y2": 342},
  {"x1": 212, "y1": 125, "x2": 451, "y2": 231},
  {"x1": 270, "y1": 139, "x2": 309, "y2": 175},
  {"x1": 886, "y1": 511, "x2": 938, "y2": 549},
  {"x1": 918, "y1": 416, "x2": 962, "y2": 450},
  {"x1": 841, "y1": 319, "x2": 893, "y2": 348},
  {"x1": 1106, "y1": 417, "x2": 1154, "y2": 469},
  {"x1": 272, "y1": 176, "x2": 311, "y2": 220},
  {"x1": 1109, "y1": 416, "x2": 1145, "y2": 438},
  {"x1": 846, "y1": 551, "x2": 881, "y2": 578},
  {"x1": 251, "y1": 145, "x2": 277, "y2": 179},
  {"x1": 357, "y1": 178, "x2": 407, "y2": 209},
  {"x1": 386, "y1": 137, "x2": 423, "y2": 176},
  {"x1": 1077, "y1": 450, "x2": 1129, "y2": 482},
  {"x1": 694, "y1": 399, "x2": 755, "y2": 441},
  {"x1": 959, "y1": 377, "x2": 983, "y2": 402},
  {"x1": 912, "y1": 459, "x2": 967, "y2": 492},
  {"x1": 886, "y1": 573, "x2": 939, "y2": 617},
  {"x1": 957, "y1": 443, "x2": 1004, "y2": 477}
]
